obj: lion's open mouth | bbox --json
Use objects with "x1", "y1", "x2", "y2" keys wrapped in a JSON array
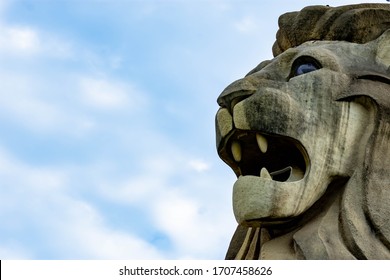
[{"x1": 219, "y1": 130, "x2": 309, "y2": 182}]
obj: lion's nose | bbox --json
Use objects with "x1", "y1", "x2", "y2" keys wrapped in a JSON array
[{"x1": 217, "y1": 76, "x2": 260, "y2": 114}]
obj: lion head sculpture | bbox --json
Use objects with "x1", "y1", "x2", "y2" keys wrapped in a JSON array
[{"x1": 216, "y1": 4, "x2": 390, "y2": 259}]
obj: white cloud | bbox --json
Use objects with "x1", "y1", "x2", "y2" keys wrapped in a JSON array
[
  {"x1": 47, "y1": 199, "x2": 164, "y2": 259},
  {"x1": 0, "y1": 23, "x2": 73, "y2": 58},
  {"x1": 0, "y1": 26, "x2": 40, "y2": 53},
  {"x1": 72, "y1": 227, "x2": 164, "y2": 259},
  {"x1": 0, "y1": 68, "x2": 147, "y2": 137},
  {"x1": 99, "y1": 175, "x2": 166, "y2": 205},
  {"x1": 81, "y1": 78, "x2": 126, "y2": 108},
  {"x1": 0, "y1": 89, "x2": 64, "y2": 130},
  {"x1": 94, "y1": 152, "x2": 180, "y2": 205},
  {"x1": 0, "y1": 72, "x2": 95, "y2": 136},
  {"x1": 233, "y1": 16, "x2": 258, "y2": 33},
  {"x1": 90, "y1": 143, "x2": 236, "y2": 259},
  {"x1": 151, "y1": 187, "x2": 234, "y2": 259},
  {"x1": 0, "y1": 139, "x2": 233, "y2": 260},
  {"x1": 80, "y1": 77, "x2": 148, "y2": 111},
  {"x1": 188, "y1": 159, "x2": 210, "y2": 172},
  {"x1": 0, "y1": 147, "x2": 165, "y2": 259}
]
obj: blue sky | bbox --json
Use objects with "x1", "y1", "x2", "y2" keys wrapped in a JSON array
[{"x1": 0, "y1": 0, "x2": 387, "y2": 259}]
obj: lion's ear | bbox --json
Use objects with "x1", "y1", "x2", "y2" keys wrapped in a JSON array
[{"x1": 375, "y1": 29, "x2": 390, "y2": 66}]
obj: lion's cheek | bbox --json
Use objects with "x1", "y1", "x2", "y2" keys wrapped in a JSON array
[{"x1": 327, "y1": 101, "x2": 373, "y2": 176}]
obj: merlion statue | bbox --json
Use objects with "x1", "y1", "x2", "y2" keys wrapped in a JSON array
[{"x1": 215, "y1": 4, "x2": 390, "y2": 259}]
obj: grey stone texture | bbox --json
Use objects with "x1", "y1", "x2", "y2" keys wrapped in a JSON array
[{"x1": 216, "y1": 4, "x2": 390, "y2": 259}]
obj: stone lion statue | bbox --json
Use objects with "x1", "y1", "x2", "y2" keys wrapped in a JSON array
[{"x1": 215, "y1": 4, "x2": 390, "y2": 259}]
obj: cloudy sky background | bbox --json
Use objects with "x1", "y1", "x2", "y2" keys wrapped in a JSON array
[{"x1": 0, "y1": 0, "x2": 387, "y2": 259}]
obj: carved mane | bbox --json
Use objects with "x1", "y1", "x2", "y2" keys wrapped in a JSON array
[
  {"x1": 272, "y1": 4, "x2": 390, "y2": 56},
  {"x1": 223, "y1": 4, "x2": 390, "y2": 260}
]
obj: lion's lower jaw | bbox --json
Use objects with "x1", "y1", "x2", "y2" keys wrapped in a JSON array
[
  {"x1": 227, "y1": 174, "x2": 390, "y2": 260},
  {"x1": 228, "y1": 195, "x2": 353, "y2": 259},
  {"x1": 228, "y1": 184, "x2": 351, "y2": 260}
]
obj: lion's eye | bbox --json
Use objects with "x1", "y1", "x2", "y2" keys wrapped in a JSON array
[
  {"x1": 291, "y1": 57, "x2": 322, "y2": 78},
  {"x1": 295, "y1": 63, "x2": 318, "y2": 75}
]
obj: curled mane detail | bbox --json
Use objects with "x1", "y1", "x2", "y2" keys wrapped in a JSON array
[{"x1": 272, "y1": 4, "x2": 390, "y2": 56}]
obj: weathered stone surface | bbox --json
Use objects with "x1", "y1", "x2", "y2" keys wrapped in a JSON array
[{"x1": 216, "y1": 4, "x2": 390, "y2": 259}]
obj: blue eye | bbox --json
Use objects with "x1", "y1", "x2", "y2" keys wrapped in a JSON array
[
  {"x1": 295, "y1": 63, "x2": 319, "y2": 75},
  {"x1": 291, "y1": 57, "x2": 321, "y2": 77}
]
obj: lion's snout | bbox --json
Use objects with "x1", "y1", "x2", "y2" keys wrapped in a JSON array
[
  {"x1": 217, "y1": 77, "x2": 257, "y2": 113},
  {"x1": 217, "y1": 75, "x2": 281, "y2": 114}
]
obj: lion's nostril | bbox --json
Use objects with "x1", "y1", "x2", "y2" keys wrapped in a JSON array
[
  {"x1": 217, "y1": 89, "x2": 255, "y2": 112},
  {"x1": 217, "y1": 77, "x2": 259, "y2": 109}
]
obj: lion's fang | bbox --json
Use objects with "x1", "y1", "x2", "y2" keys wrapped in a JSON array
[
  {"x1": 256, "y1": 133, "x2": 268, "y2": 153},
  {"x1": 231, "y1": 141, "x2": 242, "y2": 162},
  {"x1": 260, "y1": 167, "x2": 272, "y2": 179}
]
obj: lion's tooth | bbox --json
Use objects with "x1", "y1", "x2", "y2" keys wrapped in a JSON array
[
  {"x1": 256, "y1": 133, "x2": 268, "y2": 153},
  {"x1": 231, "y1": 141, "x2": 242, "y2": 162},
  {"x1": 260, "y1": 167, "x2": 272, "y2": 179}
]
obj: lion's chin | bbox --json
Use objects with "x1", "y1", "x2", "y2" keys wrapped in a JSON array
[{"x1": 232, "y1": 175, "x2": 313, "y2": 227}]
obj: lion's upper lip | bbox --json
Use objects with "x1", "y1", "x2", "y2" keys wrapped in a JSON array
[{"x1": 218, "y1": 130, "x2": 309, "y2": 182}]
